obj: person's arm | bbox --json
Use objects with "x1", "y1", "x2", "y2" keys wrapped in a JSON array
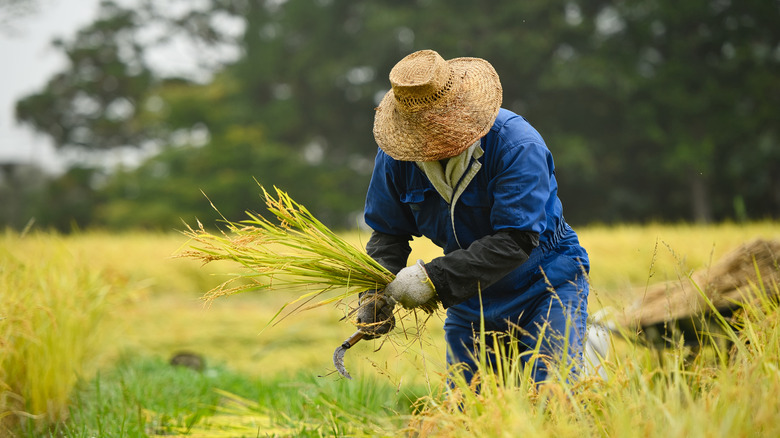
[
  {"x1": 425, "y1": 229, "x2": 539, "y2": 308},
  {"x1": 366, "y1": 230, "x2": 413, "y2": 275},
  {"x1": 356, "y1": 151, "x2": 420, "y2": 335}
]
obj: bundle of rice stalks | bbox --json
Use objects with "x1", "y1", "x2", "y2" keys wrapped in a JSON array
[
  {"x1": 618, "y1": 238, "x2": 780, "y2": 328},
  {"x1": 603, "y1": 238, "x2": 780, "y2": 350},
  {"x1": 179, "y1": 185, "x2": 437, "y2": 326}
]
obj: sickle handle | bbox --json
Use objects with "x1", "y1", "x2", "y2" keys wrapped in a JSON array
[{"x1": 340, "y1": 330, "x2": 365, "y2": 350}]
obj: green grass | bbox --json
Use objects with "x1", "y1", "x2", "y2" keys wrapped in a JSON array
[
  {"x1": 1, "y1": 222, "x2": 778, "y2": 436},
  {"x1": 29, "y1": 353, "x2": 423, "y2": 438}
]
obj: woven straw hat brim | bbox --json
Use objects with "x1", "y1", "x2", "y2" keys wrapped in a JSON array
[{"x1": 373, "y1": 57, "x2": 502, "y2": 162}]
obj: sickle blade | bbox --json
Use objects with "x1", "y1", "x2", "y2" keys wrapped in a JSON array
[
  {"x1": 332, "y1": 331, "x2": 365, "y2": 379},
  {"x1": 333, "y1": 345, "x2": 352, "y2": 379}
]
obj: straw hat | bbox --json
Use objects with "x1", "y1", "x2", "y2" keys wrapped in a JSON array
[{"x1": 373, "y1": 49, "x2": 502, "y2": 162}]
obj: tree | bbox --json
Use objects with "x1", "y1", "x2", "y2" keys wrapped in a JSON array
[
  {"x1": 15, "y1": 1, "x2": 155, "y2": 153},
  {"x1": 0, "y1": 163, "x2": 47, "y2": 229},
  {"x1": 595, "y1": 0, "x2": 780, "y2": 222},
  {"x1": 10, "y1": 0, "x2": 780, "y2": 230}
]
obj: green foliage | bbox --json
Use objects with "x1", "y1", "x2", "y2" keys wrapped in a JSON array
[
  {"x1": 93, "y1": 139, "x2": 366, "y2": 230},
  {"x1": 45, "y1": 354, "x2": 416, "y2": 438},
  {"x1": 8, "y1": 0, "x2": 780, "y2": 230},
  {"x1": 14, "y1": 1, "x2": 154, "y2": 151},
  {"x1": 0, "y1": 164, "x2": 47, "y2": 230}
]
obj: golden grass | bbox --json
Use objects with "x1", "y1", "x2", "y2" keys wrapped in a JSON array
[
  {"x1": 0, "y1": 229, "x2": 232, "y2": 433},
  {"x1": 77, "y1": 221, "x2": 780, "y2": 381},
  {"x1": 408, "y1": 279, "x2": 780, "y2": 438},
  {"x1": 580, "y1": 221, "x2": 780, "y2": 298},
  {"x1": 164, "y1": 221, "x2": 780, "y2": 437},
  {"x1": 0, "y1": 232, "x2": 122, "y2": 432},
  {"x1": 1, "y1": 221, "x2": 777, "y2": 435}
]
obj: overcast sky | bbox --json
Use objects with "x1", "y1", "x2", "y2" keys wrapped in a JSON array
[
  {"x1": 0, "y1": 1, "x2": 243, "y2": 174},
  {"x1": 0, "y1": 0, "x2": 99, "y2": 173}
]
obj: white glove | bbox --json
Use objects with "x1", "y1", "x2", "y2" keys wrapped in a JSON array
[{"x1": 384, "y1": 260, "x2": 436, "y2": 309}]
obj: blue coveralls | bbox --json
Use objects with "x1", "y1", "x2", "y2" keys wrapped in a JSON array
[{"x1": 364, "y1": 108, "x2": 590, "y2": 383}]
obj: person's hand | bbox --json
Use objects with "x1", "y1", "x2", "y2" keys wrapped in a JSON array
[
  {"x1": 355, "y1": 290, "x2": 395, "y2": 339},
  {"x1": 384, "y1": 260, "x2": 436, "y2": 308}
]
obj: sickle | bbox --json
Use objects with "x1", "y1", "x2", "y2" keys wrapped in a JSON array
[{"x1": 332, "y1": 330, "x2": 365, "y2": 379}]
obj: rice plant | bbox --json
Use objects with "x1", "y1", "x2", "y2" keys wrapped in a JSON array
[
  {"x1": 0, "y1": 232, "x2": 114, "y2": 434},
  {"x1": 406, "y1": 276, "x2": 780, "y2": 438},
  {"x1": 179, "y1": 185, "x2": 437, "y2": 327}
]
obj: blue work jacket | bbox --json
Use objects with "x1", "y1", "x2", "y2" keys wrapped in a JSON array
[{"x1": 364, "y1": 108, "x2": 587, "y2": 299}]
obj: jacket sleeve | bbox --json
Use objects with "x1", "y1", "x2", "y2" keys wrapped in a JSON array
[
  {"x1": 364, "y1": 149, "x2": 422, "y2": 238},
  {"x1": 424, "y1": 229, "x2": 539, "y2": 308},
  {"x1": 365, "y1": 230, "x2": 413, "y2": 275}
]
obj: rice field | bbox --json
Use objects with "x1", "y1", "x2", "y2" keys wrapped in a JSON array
[{"x1": 1, "y1": 221, "x2": 778, "y2": 437}]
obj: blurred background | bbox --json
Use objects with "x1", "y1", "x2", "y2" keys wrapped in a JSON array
[{"x1": 1, "y1": 0, "x2": 778, "y2": 232}]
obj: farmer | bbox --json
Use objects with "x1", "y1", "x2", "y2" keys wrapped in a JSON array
[{"x1": 356, "y1": 49, "x2": 590, "y2": 384}]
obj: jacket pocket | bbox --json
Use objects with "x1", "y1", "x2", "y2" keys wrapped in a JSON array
[
  {"x1": 453, "y1": 189, "x2": 493, "y2": 239},
  {"x1": 399, "y1": 187, "x2": 450, "y2": 247},
  {"x1": 400, "y1": 188, "x2": 435, "y2": 211}
]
